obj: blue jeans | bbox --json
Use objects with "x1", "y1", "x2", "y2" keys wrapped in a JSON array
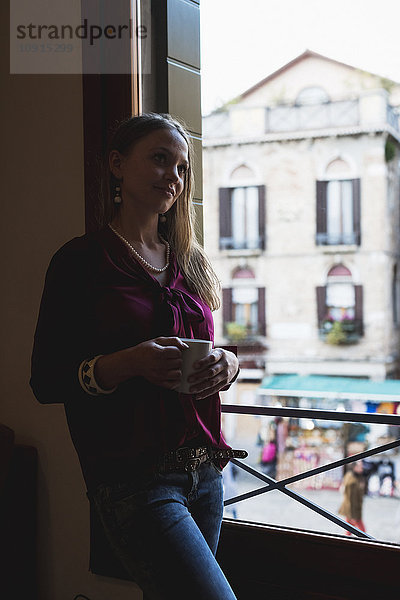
[{"x1": 88, "y1": 461, "x2": 237, "y2": 600}]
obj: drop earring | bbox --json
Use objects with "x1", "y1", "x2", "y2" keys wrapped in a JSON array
[
  {"x1": 114, "y1": 184, "x2": 122, "y2": 204},
  {"x1": 159, "y1": 213, "x2": 167, "y2": 223}
]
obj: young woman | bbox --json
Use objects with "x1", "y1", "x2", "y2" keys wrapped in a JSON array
[{"x1": 30, "y1": 113, "x2": 245, "y2": 599}]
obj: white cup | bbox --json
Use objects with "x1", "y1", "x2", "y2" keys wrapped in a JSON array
[{"x1": 175, "y1": 338, "x2": 213, "y2": 393}]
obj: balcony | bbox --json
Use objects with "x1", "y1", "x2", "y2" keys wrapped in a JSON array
[
  {"x1": 204, "y1": 89, "x2": 400, "y2": 143},
  {"x1": 266, "y1": 99, "x2": 359, "y2": 133}
]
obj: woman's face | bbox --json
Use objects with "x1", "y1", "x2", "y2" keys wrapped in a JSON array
[{"x1": 110, "y1": 127, "x2": 189, "y2": 216}]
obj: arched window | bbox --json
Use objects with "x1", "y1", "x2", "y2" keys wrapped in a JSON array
[
  {"x1": 230, "y1": 165, "x2": 254, "y2": 180},
  {"x1": 232, "y1": 268, "x2": 258, "y2": 335},
  {"x1": 316, "y1": 265, "x2": 363, "y2": 339},
  {"x1": 326, "y1": 265, "x2": 355, "y2": 321},
  {"x1": 295, "y1": 86, "x2": 329, "y2": 106},
  {"x1": 222, "y1": 267, "x2": 266, "y2": 338},
  {"x1": 232, "y1": 266, "x2": 255, "y2": 278},
  {"x1": 316, "y1": 158, "x2": 361, "y2": 246}
]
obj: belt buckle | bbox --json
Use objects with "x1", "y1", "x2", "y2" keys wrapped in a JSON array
[{"x1": 184, "y1": 458, "x2": 200, "y2": 472}]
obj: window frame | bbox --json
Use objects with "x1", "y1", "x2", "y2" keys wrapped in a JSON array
[
  {"x1": 316, "y1": 282, "x2": 364, "y2": 341},
  {"x1": 223, "y1": 286, "x2": 266, "y2": 338},
  {"x1": 219, "y1": 185, "x2": 266, "y2": 251},
  {"x1": 316, "y1": 178, "x2": 361, "y2": 246}
]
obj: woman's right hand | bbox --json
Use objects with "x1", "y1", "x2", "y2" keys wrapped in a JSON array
[
  {"x1": 95, "y1": 336, "x2": 189, "y2": 391},
  {"x1": 130, "y1": 336, "x2": 189, "y2": 389}
]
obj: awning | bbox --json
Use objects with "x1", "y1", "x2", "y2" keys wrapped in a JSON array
[{"x1": 258, "y1": 374, "x2": 400, "y2": 402}]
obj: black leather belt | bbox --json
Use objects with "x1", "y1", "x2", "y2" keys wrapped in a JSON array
[{"x1": 158, "y1": 446, "x2": 248, "y2": 473}]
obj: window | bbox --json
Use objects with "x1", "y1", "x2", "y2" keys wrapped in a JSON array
[
  {"x1": 232, "y1": 286, "x2": 259, "y2": 334},
  {"x1": 295, "y1": 86, "x2": 330, "y2": 106},
  {"x1": 316, "y1": 159, "x2": 361, "y2": 246},
  {"x1": 219, "y1": 185, "x2": 266, "y2": 250},
  {"x1": 316, "y1": 265, "x2": 363, "y2": 341},
  {"x1": 223, "y1": 268, "x2": 266, "y2": 339},
  {"x1": 325, "y1": 265, "x2": 355, "y2": 320}
]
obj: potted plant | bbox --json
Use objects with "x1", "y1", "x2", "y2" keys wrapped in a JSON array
[
  {"x1": 325, "y1": 320, "x2": 347, "y2": 345},
  {"x1": 226, "y1": 322, "x2": 247, "y2": 342}
]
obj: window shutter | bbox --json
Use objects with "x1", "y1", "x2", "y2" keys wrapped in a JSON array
[
  {"x1": 316, "y1": 286, "x2": 327, "y2": 324},
  {"x1": 354, "y1": 285, "x2": 363, "y2": 333},
  {"x1": 258, "y1": 185, "x2": 266, "y2": 250},
  {"x1": 316, "y1": 181, "x2": 327, "y2": 244},
  {"x1": 222, "y1": 288, "x2": 233, "y2": 335},
  {"x1": 352, "y1": 179, "x2": 361, "y2": 245},
  {"x1": 219, "y1": 188, "x2": 232, "y2": 249},
  {"x1": 258, "y1": 287, "x2": 266, "y2": 336}
]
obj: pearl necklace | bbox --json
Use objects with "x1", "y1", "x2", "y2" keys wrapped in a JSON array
[{"x1": 108, "y1": 224, "x2": 170, "y2": 273}]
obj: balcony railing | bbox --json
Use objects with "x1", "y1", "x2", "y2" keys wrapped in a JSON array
[
  {"x1": 221, "y1": 403, "x2": 400, "y2": 541},
  {"x1": 266, "y1": 100, "x2": 359, "y2": 133},
  {"x1": 204, "y1": 93, "x2": 400, "y2": 143}
]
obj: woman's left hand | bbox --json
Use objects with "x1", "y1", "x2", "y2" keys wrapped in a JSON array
[{"x1": 187, "y1": 348, "x2": 239, "y2": 400}]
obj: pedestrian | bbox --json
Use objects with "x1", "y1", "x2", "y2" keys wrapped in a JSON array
[
  {"x1": 377, "y1": 459, "x2": 395, "y2": 496},
  {"x1": 338, "y1": 461, "x2": 366, "y2": 535},
  {"x1": 260, "y1": 437, "x2": 277, "y2": 479},
  {"x1": 30, "y1": 113, "x2": 246, "y2": 599}
]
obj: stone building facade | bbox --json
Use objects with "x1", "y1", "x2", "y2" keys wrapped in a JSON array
[{"x1": 203, "y1": 50, "x2": 400, "y2": 384}]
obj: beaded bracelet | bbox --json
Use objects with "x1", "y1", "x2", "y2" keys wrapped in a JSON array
[{"x1": 78, "y1": 355, "x2": 117, "y2": 396}]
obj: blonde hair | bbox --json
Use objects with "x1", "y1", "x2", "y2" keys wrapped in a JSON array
[{"x1": 99, "y1": 113, "x2": 221, "y2": 311}]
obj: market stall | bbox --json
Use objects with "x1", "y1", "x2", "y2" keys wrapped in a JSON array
[{"x1": 257, "y1": 375, "x2": 400, "y2": 491}]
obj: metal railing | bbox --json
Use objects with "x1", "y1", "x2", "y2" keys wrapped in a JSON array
[
  {"x1": 266, "y1": 99, "x2": 359, "y2": 133},
  {"x1": 221, "y1": 403, "x2": 400, "y2": 540}
]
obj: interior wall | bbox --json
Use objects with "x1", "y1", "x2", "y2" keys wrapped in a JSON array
[{"x1": 1, "y1": 3, "x2": 142, "y2": 599}]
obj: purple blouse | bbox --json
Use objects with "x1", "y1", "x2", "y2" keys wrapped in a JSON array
[{"x1": 30, "y1": 226, "x2": 232, "y2": 490}]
